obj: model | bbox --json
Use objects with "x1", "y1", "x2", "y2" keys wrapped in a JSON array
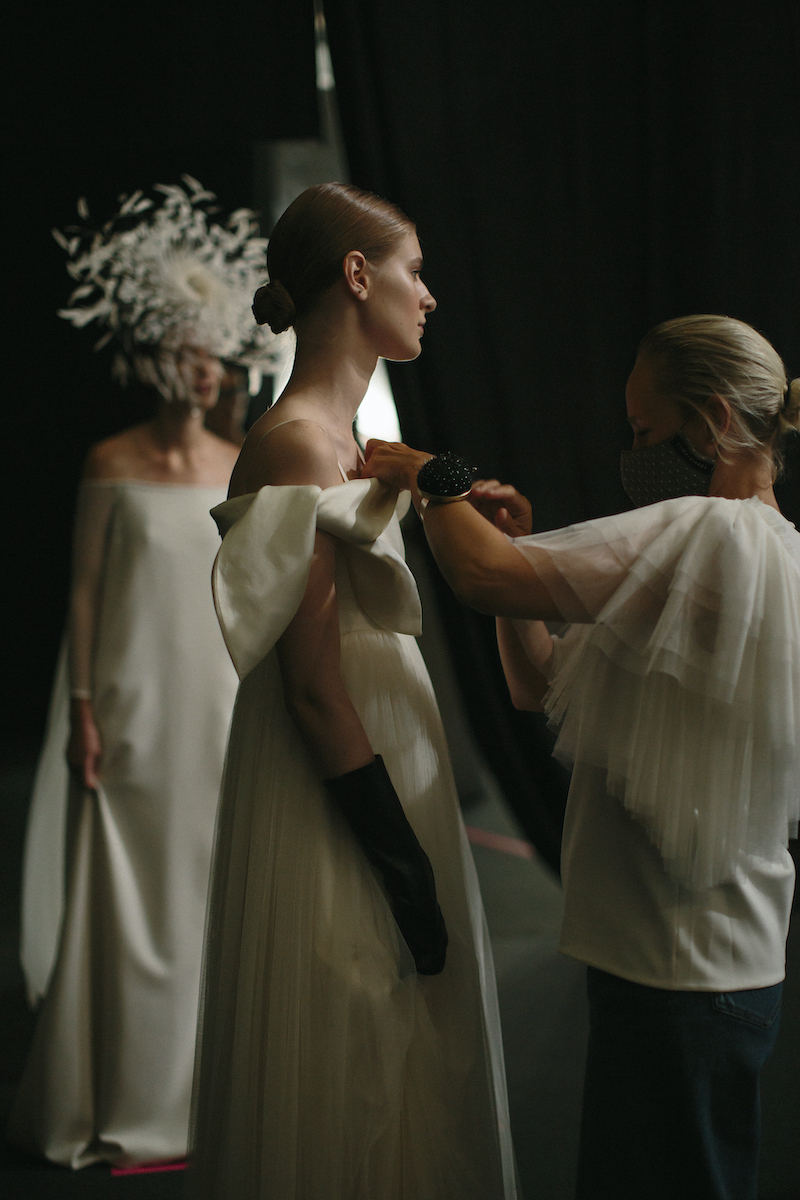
[
  {"x1": 189, "y1": 183, "x2": 518, "y2": 1200},
  {"x1": 11, "y1": 179, "x2": 287, "y2": 1168}
]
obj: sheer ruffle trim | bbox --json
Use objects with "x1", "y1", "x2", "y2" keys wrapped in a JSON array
[
  {"x1": 515, "y1": 497, "x2": 800, "y2": 887},
  {"x1": 211, "y1": 479, "x2": 422, "y2": 679}
]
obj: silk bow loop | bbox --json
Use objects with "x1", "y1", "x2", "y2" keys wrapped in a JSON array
[
  {"x1": 315, "y1": 475, "x2": 400, "y2": 542},
  {"x1": 211, "y1": 479, "x2": 421, "y2": 680},
  {"x1": 316, "y1": 479, "x2": 422, "y2": 638},
  {"x1": 211, "y1": 486, "x2": 321, "y2": 679}
]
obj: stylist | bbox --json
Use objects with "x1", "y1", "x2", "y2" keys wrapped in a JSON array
[{"x1": 363, "y1": 314, "x2": 800, "y2": 1200}]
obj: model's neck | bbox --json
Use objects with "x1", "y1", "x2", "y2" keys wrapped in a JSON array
[
  {"x1": 150, "y1": 403, "x2": 208, "y2": 451},
  {"x1": 709, "y1": 455, "x2": 780, "y2": 510},
  {"x1": 276, "y1": 306, "x2": 378, "y2": 432}
]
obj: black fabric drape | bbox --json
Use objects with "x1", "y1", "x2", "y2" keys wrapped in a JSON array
[{"x1": 325, "y1": 0, "x2": 800, "y2": 870}]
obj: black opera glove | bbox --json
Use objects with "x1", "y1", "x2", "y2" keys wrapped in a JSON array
[{"x1": 325, "y1": 755, "x2": 448, "y2": 975}]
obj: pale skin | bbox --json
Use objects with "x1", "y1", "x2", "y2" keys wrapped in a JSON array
[
  {"x1": 68, "y1": 344, "x2": 239, "y2": 788},
  {"x1": 204, "y1": 364, "x2": 250, "y2": 447},
  {"x1": 362, "y1": 352, "x2": 781, "y2": 714},
  {"x1": 227, "y1": 230, "x2": 437, "y2": 779}
]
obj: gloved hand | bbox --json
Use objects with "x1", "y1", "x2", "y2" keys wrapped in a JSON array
[{"x1": 326, "y1": 756, "x2": 447, "y2": 975}]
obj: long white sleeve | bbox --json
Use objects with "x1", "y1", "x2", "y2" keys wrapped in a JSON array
[{"x1": 68, "y1": 482, "x2": 117, "y2": 698}]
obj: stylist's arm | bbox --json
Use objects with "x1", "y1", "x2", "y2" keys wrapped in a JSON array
[{"x1": 362, "y1": 440, "x2": 560, "y2": 621}]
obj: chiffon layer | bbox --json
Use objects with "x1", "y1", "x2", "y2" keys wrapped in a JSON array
[
  {"x1": 190, "y1": 479, "x2": 517, "y2": 1200},
  {"x1": 514, "y1": 495, "x2": 800, "y2": 888},
  {"x1": 10, "y1": 483, "x2": 239, "y2": 1167}
]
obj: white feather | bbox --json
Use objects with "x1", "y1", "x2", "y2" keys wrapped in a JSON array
[{"x1": 54, "y1": 178, "x2": 290, "y2": 378}]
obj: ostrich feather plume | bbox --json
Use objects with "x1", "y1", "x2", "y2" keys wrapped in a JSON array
[{"x1": 53, "y1": 175, "x2": 289, "y2": 385}]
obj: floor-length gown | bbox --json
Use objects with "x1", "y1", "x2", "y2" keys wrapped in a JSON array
[
  {"x1": 10, "y1": 482, "x2": 239, "y2": 1168},
  {"x1": 190, "y1": 477, "x2": 518, "y2": 1200}
]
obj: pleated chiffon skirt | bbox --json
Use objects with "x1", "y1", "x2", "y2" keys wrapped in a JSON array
[{"x1": 190, "y1": 629, "x2": 517, "y2": 1199}]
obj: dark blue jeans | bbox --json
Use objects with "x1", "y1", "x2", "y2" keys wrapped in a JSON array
[{"x1": 576, "y1": 967, "x2": 782, "y2": 1200}]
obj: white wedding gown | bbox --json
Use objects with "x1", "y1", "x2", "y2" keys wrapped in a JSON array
[
  {"x1": 190, "y1": 478, "x2": 518, "y2": 1200},
  {"x1": 10, "y1": 482, "x2": 239, "y2": 1168}
]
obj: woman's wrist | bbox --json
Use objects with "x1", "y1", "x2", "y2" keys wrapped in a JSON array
[
  {"x1": 419, "y1": 495, "x2": 469, "y2": 520},
  {"x1": 416, "y1": 452, "x2": 476, "y2": 503},
  {"x1": 70, "y1": 695, "x2": 96, "y2": 725}
]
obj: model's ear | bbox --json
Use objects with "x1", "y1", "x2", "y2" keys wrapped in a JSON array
[{"x1": 343, "y1": 250, "x2": 369, "y2": 300}]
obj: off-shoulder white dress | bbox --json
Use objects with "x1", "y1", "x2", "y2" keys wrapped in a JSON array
[
  {"x1": 190, "y1": 478, "x2": 517, "y2": 1200},
  {"x1": 10, "y1": 482, "x2": 239, "y2": 1167}
]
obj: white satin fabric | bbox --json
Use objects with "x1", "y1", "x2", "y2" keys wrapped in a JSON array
[
  {"x1": 513, "y1": 495, "x2": 799, "y2": 989},
  {"x1": 10, "y1": 483, "x2": 239, "y2": 1167},
  {"x1": 190, "y1": 478, "x2": 517, "y2": 1200},
  {"x1": 19, "y1": 636, "x2": 71, "y2": 1004}
]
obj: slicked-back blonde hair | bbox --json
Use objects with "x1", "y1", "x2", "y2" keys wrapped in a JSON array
[{"x1": 639, "y1": 314, "x2": 799, "y2": 478}]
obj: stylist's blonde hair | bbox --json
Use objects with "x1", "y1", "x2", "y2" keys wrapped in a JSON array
[{"x1": 639, "y1": 315, "x2": 800, "y2": 477}]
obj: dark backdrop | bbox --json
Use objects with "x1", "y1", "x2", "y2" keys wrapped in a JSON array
[
  {"x1": 324, "y1": 0, "x2": 800, "y2": 865},
  {"x1": 4, "y1": 1, "x2": 800, "y2": 869}
]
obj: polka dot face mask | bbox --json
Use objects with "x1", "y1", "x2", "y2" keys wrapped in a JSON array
[{"x1": 620, "y1": 431, "x2": 715, "y2": 507}]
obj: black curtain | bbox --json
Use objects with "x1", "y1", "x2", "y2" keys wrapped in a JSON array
[{"x1": 325, "y1": 0, "x2": 800, "y2": 870}]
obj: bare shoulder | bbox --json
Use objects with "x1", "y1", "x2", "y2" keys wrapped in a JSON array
[
  {"x1": 230, "y1": 418, "x2": 342, "y2": 493},
  {"x1": 83, "y1": 427, "x2": 148, "y2": 481}
]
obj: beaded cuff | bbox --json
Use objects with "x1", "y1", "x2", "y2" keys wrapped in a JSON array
[{"x1": 416, "y1": 452, "x2": 476, "y2": 502}]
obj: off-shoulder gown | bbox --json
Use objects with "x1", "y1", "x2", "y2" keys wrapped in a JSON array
[
  {"x1": 190, "y1": 478, "x2": 517, "y2": 1200},
  {"x1": 10, "y1": 482, "x2": 239, "y2": 1167}
]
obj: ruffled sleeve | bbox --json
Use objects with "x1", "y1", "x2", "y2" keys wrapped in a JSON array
[
  {"x1": 211, "y1": 478, "x2": 422, "y2": 681},
  {"x1": 513, "y1": 496, "x2": 800, "y2": 887}
]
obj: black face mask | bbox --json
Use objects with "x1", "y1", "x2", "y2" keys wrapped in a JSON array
[{"x1": 620, "y1": 432, "x2": 715, "y2": 508}]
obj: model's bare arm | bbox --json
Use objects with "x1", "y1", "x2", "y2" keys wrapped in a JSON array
[
  {"x1": 66, "y1": 457, "x2": 117, "y2": 789},
  {"x1": 239, "y1": 421, "x2": 376, "y2": 777},
  {"x1": 277, "y1": 529, "x2": 374, "y2": 776}
]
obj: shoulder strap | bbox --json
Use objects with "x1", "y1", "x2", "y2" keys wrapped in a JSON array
[{"x1": 248, "y1": 418, "x2": 353, "y2": 483}]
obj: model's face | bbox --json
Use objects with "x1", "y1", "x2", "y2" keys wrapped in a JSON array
[
  {"x1": 169, "y1": 344, "x2": 224, "y2": 409},
  {"x1": 365, "y1": 232, "x2": 436, "y2": 362},
  {"x1": 625, "y1": 357, "x2": 687, "y2": 449}
]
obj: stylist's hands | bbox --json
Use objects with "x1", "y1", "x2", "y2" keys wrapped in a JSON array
[
  {"x1": 469, "y1": 479, "x2": 533, "y2": 537},
  {"x1": 362, "y1": 440, "x2": 433, "y2": 495}
]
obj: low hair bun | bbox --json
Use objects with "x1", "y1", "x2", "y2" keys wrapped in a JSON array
[
  {"x1": 779, "y1": 377, "x2": 800, "y2": 435},
  {"x1": 263, "y1": 183, "x2": 414, "y2": 329},
  {"x1": 252, "y1": 279, "x2": 297, "y2": 334}
]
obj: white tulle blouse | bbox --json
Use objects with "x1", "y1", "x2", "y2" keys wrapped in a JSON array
[{"x1": 512, "y1": 495, "x2": 800, "y2": 989}]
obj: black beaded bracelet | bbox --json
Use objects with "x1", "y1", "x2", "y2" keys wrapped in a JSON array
[{"x1": 416, "y1": 451, "x2": 477, "y2": 502}]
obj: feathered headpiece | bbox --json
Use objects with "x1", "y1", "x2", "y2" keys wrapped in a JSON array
[{"x1": 53, "y1": 175, "x2": 289, "y2": 393}]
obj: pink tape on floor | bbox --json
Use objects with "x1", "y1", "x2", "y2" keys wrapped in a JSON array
[
  {"x1": 111, "y1": 1159, "x2": 187, "y2": 1176},
  {"x1": 465, "y1": 824, "x2": 534, "y2": 860}
]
